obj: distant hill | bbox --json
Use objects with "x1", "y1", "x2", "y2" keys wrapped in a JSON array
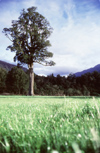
[
  {"x1": 0, "y1": 60, "x2": 27, "y2": 72},
  {"x1": 75, "y1": 64, "x2": 100, "y2": 77}
]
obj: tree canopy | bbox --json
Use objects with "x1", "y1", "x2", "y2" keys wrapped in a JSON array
[{"x1": 3, "y1": 7, "x2": 55, "y2": 67}]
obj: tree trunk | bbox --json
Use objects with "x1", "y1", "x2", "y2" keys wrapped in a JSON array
[{"x1": 29, "y1": 63, "x2": 34, "y2": 96}]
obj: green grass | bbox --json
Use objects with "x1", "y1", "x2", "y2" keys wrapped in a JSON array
[{"x1": 0, "y1": 96, "x2": 100, "y2": 153}]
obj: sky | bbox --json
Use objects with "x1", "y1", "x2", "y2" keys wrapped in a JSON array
[{"x1": 1, "y1": 0, "x2": 100, "y2": 76}]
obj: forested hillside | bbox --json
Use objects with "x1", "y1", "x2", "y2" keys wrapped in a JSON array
[
  {"x1": 0, "y1": 66, "x2": 100, "y2": 96},
  {"x1": 0, "y1": 60, "x2": 27, "y2": 72}
]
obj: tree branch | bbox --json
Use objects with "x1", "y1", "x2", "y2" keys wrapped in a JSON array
[
  {"x1": 35, "y1": 60, "x2": 55, "y2": 66},
  {"x1": 5, "y1": 34, "x2": 13, "y2": 42}
]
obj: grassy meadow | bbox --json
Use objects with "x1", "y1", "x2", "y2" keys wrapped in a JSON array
[{"x1": 0, "y1": 96, "x2": 100, "y2": 153}]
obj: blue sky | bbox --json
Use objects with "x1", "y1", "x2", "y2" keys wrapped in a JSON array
[{"x1": 1, "y1": 0, "x2": 100, "y2": 76}]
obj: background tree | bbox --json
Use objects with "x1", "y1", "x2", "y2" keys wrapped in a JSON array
[
  {"x1": 6, "y1": 67, "x2": 29, "y2": 94},
  {"x1": 3, "y1": 7, "x2": 55, "y2": 96},
  {"x1": 0, "y1": 68, "x2": 7, "y2": 93}
]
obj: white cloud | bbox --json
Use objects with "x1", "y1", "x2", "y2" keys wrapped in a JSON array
[{"x1": 48, "y1": 0, "x2": 100, "y2": 73}]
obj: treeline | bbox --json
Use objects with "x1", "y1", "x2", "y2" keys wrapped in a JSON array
[
  {"x1": 0, "y1": 66, "x2": 100, "y2": 96},
  {"x1": 0, "y1": 67, "x2": 29, "y2": 95},
  {"x1": 35, "y1": 72, "x2": 100, "y2": 96}
]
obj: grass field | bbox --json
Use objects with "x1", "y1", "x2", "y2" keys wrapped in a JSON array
[{"x1": 0, "y1": 96, "x2": 100, "y2": 153}]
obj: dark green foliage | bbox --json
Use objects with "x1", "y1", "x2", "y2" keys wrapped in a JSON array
[
  {"x1": 1, "y1": 67, "x2": 100, "y2": 96},
  {"x1": 6, "y1": 67, "x2": 29, "y2": 94},
  {"x1": 0, "y1": 68, "x2": 7, "y2": 93},
  {"x1": 34, "y1": 71, "x2": 100, "y2": 96}
]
